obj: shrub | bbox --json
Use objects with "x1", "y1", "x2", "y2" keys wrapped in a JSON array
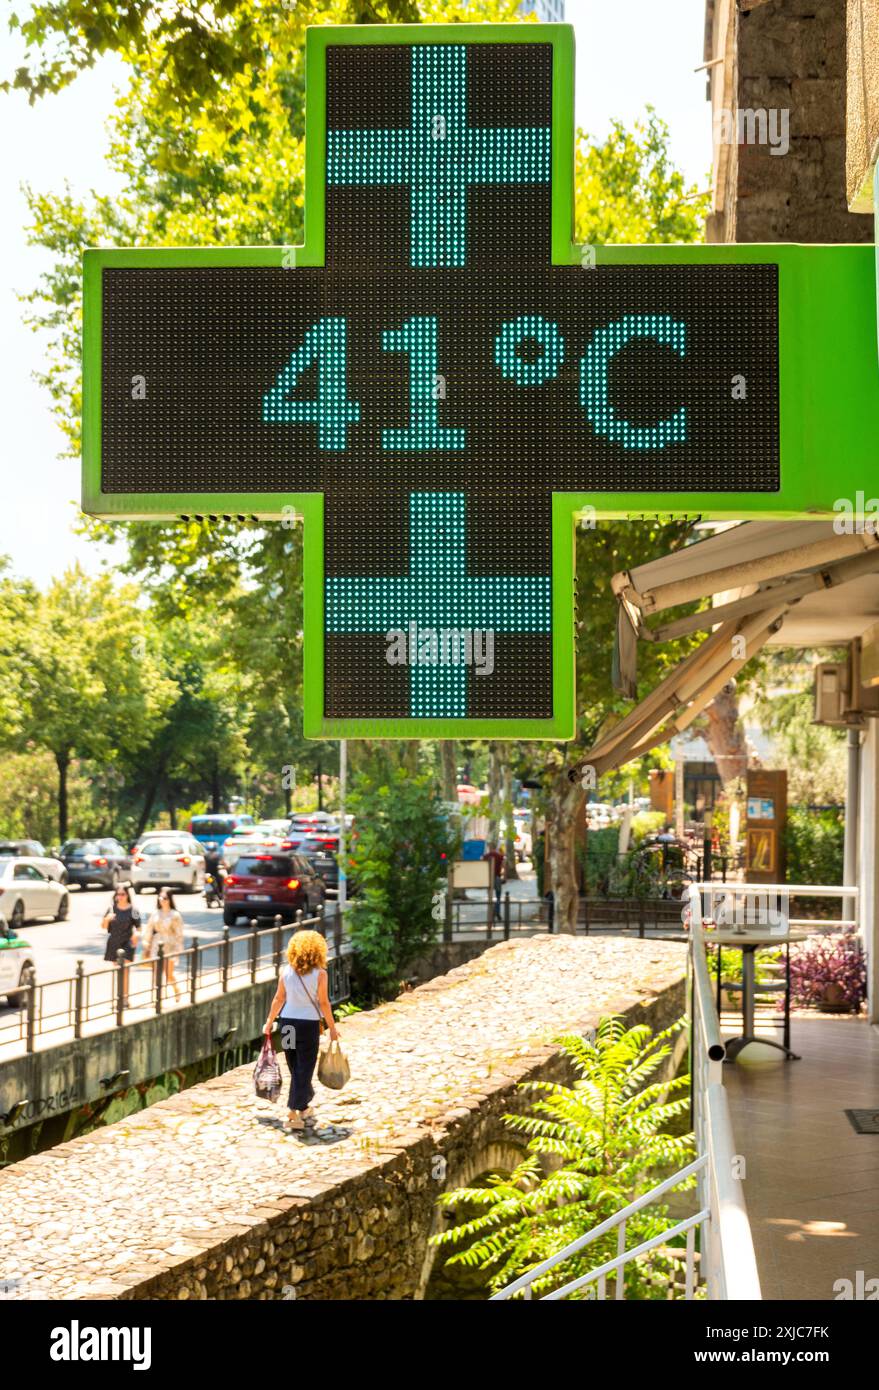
[
  {"x1": 785, "y1": 806, "x2": 844, "y2": 888},
  {"x1": 788, "y1": 928, "x2": 866, "y2": 1012},
  {"x1": 431, "y1": 1016, "x2": 694, "y2": 1299},
  {"x1": 346, "y1": 769, "x2": 458, "y2": 998},
  {"x1": 631, "y1": 810, "x2": 667, "y2": 845}
]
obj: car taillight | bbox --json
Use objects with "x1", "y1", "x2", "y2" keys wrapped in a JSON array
[
  {"x1": 176, "y1": 855, "x2": 191, "y2": 864},
  {"x1": 134, "y1": 855, "x2": 145, "y2": 865},
  {"x1": 91, "y1": 856, "x2": 108, "y2": 866},
  {"x1": 225, "y1": 875, "x2": 238, "y2": 886},
  {"x1": 280, "y1": 840, "x2": 294, "y2": 850},
  {"x1": 286, "y1": 878, "x2": 301, "y2": 890}
]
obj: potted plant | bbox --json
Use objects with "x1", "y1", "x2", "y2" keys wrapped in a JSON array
[{"x1": 788, "y1": 928, "x2": 867, "y2": 1013}]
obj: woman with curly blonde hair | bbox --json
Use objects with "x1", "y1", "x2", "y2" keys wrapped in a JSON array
[{"x1": 264, "y1": 930, "x2": 339, "y2": 1130}]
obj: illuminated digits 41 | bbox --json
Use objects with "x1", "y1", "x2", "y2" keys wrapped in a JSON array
[{"x1": 263, "y1": 313, "x2": 688, "y2": 453}]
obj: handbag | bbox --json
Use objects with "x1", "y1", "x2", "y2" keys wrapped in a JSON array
[
  {"x1": 300, "y1": 973, "x2": 327, "y2": 1035},
  {"x1": 253, "y1": 1036, "x2": 282, "y2": 1103},
  {"x1": 318, "y1": 1039, "x2": 351, "y2": 1091}
]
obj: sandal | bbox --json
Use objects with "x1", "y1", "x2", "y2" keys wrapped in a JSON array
[{"x1": 284, "y1": 1114, "x2": 305, "y2": 1131}]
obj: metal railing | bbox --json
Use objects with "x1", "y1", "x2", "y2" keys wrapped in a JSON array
[
  {"x1": 442, "y1": 892, "x2": 689, "y2": 940},
  {"x1": 687, "y1": 890, "x2": 762, "y2": 1300},
  {"x1": 696, "y1": 880, "x2": 858, "y2": 933},
  {"x1": 491, "y1": 1155, "x2": 710, "y2": 1301},
  {"x1": 491, "y1": 885, "x2": 763, "y2": 1302},
  {"x1": 3, "y1": 907, "x2": 351, "y2": 1053}
]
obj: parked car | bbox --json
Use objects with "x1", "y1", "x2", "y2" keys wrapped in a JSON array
[
  {"x1": 59, "y1": 838, "x2": 132, "y2": 890},
  {"x1": 0, "y1": 909, "x2": 35, "y2": 1007},
  {"x1": 130, "y1": 835, "x2": 206, "y2": 893},
  {"x1": 0, "y1": 840, "x2": 67, "y2": 884},
  {"x1": 222, "y1": 851, "x2": 326, "y2": 925},
  {"x1": 0, "y1": 857, "x2": 69, "y2": 929},
  {"x1": 187, "y1": 813, "x2": 255, "y2": 849},
  {"x1": 223, "y1": 825, "x2": 296, "y2": 866},
  {"x1": 298, "y1": 830, "x2": 341, "y2": 893}
]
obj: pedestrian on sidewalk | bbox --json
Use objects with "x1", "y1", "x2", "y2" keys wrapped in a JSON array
[
  {"x1": 484, "y1": 843, "x2": 505, "y2": 922},
  {"x1": 263, "y1": 930, "x2": 339, "y2": 1132},
  {"x1": 142, "y1": 888, "x2": 185, "y2": 1000},
  {"x1": 102, "y1": 885, "x2": 141, "y2": 1008}
]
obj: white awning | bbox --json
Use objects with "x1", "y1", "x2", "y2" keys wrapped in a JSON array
[{"x1": 571, "y1": 520, "x2": 879, "y2": 782}]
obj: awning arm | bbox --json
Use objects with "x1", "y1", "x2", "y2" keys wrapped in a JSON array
[
  {"x1": 571, "y1": 605, "x2": 788, "y2": 780},
  {"x1": 614, "y1": 530, "x2": 879, "y2": 617},
  {"x1": 646, "y1": 545, "x2": 879, "y2": 643}
]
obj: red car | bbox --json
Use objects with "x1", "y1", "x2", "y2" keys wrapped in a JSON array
[{"x1": 222, "y1": 852, "x2": 326, "y2": 926}]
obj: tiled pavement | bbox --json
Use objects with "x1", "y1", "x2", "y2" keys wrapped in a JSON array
[{"x1": 725, "y1": 1016, "x2": 879, "y2": 1300}]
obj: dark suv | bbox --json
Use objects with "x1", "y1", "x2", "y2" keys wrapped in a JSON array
[
  {"x1": 298, "y1": 830, "x2": 340, "y2": 893},
  {"x1": 59, "y1": 838, "x2": 132, "y2": 889},
  {"x1": 223, "y1": 852, "x2": 326, "y2": 926}
]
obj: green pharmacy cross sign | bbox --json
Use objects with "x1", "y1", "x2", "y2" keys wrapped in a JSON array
[{"x1": 82, "y1": 23, "x2": 879, "y2": 740}]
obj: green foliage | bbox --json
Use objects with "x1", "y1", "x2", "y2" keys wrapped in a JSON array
[
  {"x1": 335, "y1": 1000, "x2": 363, "y2": 1018},
  {"x1": 0, "y1": 564, "x2": 178, "y2": 835},
  {"x1": 432, "y1": 1016, "x2": 694, "y2": 1299},
  {"x1": 5, "y1": 1, "x2": 419, "y2": 105},
  {"x1": 346, "y1": 769, "x2": 458, "y2": 996},
  {"x1": 751, "y1": 677, "x2": 847, "y2": 806},
  {"x1": 631, "y1": 811, "x2": 667, "y2": 845},
  {"x1": 786, "y1": 807, "x2": 845, "y2": 890},
  {"x1": 575, "y1": 110, "x2": 710, "y2": 247}
]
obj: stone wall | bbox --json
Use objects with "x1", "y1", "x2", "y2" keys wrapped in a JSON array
[
  {"x1": 707, "y1": 0, "x2": 874, "y2": 241},
  {"x1": 0, "y1": 936, "x2": 686, "y2": 1301}
]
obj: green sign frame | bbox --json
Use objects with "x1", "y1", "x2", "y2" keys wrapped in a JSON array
[{"x1": 82, "y1": 22, "x2": 879, "y2": 741}]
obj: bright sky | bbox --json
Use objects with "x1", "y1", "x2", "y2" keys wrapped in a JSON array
[{"x1": 0, "y1": 0, "x2": 711, "y2": 588}]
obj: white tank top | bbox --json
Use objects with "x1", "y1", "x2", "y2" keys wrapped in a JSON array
[{"x1": 281, "y1": 965, "x2": 323, "y2": 1020}]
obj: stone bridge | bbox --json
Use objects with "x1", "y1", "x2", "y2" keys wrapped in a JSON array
[{"x1": 0, "y1": 937, "x2": 686, "y2": 1301}]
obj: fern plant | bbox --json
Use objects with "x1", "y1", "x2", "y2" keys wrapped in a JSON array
[{"x1": 431, "y1": 1015, "x2": 695, "y2": 1300}]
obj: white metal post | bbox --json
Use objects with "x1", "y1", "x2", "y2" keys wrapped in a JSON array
[{"x1": 338, "y1": 739, "x2": 347, "y2": 921}]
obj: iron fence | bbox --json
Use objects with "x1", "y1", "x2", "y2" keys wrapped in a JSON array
[{"x1": 3, "y1": 907, "x2": 351, "y2": 1055}]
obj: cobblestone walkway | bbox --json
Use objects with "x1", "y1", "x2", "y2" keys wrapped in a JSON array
[{"x1": 0, "y1": 936, "x2": 685, "y2": 1299}]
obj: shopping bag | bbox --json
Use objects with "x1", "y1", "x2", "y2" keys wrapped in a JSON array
[
  {"x1": 317, "y1": 1039, "x2": 351, "y2": 1091},
  {"x1": 253, "y1": 1036, "x2": 282, "y2": 1103}
]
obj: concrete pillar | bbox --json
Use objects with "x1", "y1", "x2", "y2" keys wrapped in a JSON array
[
  {"x1": 844, "y1": 725, "x2": 862, "y2": 897},
  {"x1": 858, "y1": 719, "x2": 879, "y2": 1022}
]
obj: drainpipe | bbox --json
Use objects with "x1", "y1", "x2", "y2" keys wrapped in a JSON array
[{"x1": 844, "y1": 642, "x2": 863, "y2": 931}]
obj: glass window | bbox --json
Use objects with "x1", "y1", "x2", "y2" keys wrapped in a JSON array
[
  {"x1": 235, "y1": 856, "x2": 295, "y2": 878},
  {"x1": 141, "y1": 841, "x2": 187, "y2": 857}
]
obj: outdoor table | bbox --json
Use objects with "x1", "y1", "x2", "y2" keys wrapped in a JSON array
[{"x1": 708, "y1": 929, "x2": 809, "y2": 1062}]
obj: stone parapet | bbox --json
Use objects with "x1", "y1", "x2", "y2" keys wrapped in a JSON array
[{"x1": 0, "y1": 936, "x2": 686, "y2": 1301}]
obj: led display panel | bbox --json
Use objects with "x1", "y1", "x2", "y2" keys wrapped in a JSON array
[{"x1": 87, "y1": 24, "x2": 879, "y2": 738}]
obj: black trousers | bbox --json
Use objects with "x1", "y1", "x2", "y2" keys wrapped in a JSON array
[{"x1": 277, "y1": 1016, "x2": 321, "y2": 1111}]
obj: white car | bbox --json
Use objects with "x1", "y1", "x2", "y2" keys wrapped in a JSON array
[
  {"x1": 0, "y1": 910, "x2": 35, "y2": 1006},
  {"x1": 222, "y1": 825, "x2": 287, "y2": 866},
  {"x1": 0, "y1": 839, "x2": 67, "y2": 884},
  {"x1": 0, "y1": 857, "x2": 69, "y2": 929},
  {"x1": 130, "y1": 834, "x2": 206, "y2": 893}
]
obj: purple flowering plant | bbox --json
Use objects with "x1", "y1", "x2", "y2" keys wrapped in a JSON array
[{"x1": 787, "y1": 927, "x2": 867, "y2": 1011}]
